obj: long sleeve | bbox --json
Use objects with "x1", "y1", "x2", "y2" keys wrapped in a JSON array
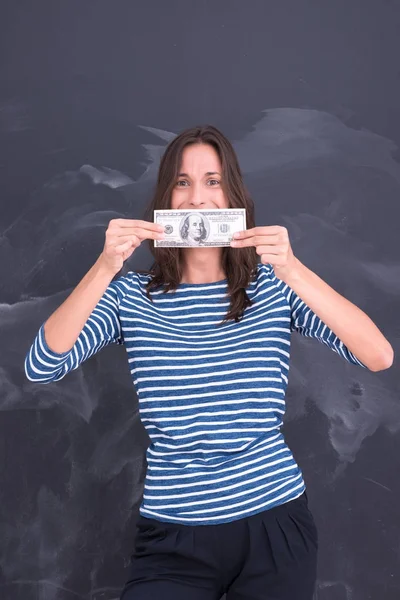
[
  {"x1": 266, "y1": 264, "x2": 367, "y2": 368},
  {"x1": 24, "y1": 274, "x2": 132, "y2": 384}
]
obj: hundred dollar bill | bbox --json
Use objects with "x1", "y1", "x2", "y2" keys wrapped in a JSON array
[{"x1": 154, "y1": 208, "x2": 246, "y2": 247}]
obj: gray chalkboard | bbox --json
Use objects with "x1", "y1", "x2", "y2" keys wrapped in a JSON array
[{"x1": 1, "y1": 2, "x2": 399, "y2": 599}]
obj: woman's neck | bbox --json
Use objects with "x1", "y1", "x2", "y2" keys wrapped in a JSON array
[{"x1": 180, "y1": 248, "x2": 225, "y2": 284}]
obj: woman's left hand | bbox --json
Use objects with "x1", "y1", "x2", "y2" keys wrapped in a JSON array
[{"x1": 230, "y1": 225, "x2": 299, "y2": 281}]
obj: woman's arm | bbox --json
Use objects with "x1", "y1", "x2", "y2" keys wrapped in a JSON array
[
  {"x1": 280, "y1": 257, "x2": 394, "y2": 372},
  {"x1": 24, "y1": 257, "x2": 127, "y2": 384},
  {"x1": 232, "y1": 225, "x2": 394, "y2": 372},
  {"x1": 43, "y1": 256, "x2": 116, "y2": 354}
]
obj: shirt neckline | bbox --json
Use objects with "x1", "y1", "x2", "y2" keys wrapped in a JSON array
[{"x1": 177, "y1": 278, "x2": 228, "y2": 289}]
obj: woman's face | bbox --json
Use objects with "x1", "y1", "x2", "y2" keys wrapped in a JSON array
[{"x1": 170, "y1": 143, "x2": 229, "y2": 210}]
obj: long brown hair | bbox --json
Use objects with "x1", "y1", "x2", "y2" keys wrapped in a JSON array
[{"x1": 142, "y1": 124, "x2": 259, "y2": 323}]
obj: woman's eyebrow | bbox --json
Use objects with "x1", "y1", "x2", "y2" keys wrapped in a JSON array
[{"x1": 178, "y1": 171, "x2": 221, "y2": 177}]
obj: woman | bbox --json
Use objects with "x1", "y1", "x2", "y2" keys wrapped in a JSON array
[{"x1": 25, "y1": 125, "x2": 393, "y2": 600}]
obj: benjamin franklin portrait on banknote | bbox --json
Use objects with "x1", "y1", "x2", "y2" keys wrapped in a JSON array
[{"x1": 179, "y1": 213, "x2": 210, "y2": 245}]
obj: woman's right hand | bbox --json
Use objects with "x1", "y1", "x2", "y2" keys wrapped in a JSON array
[{"x1": 98, "y1": 218, "x2": 165, "y2": 275}]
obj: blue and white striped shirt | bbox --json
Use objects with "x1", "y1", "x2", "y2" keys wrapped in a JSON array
[{"x1": 25, "y1": 263, "x2": 366, "y2": 525}]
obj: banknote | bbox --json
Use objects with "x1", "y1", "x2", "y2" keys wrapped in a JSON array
[{"x1": 154, "y1": 209, "x2": 247, "y2": 247}]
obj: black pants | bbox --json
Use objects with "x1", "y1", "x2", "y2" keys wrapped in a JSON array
[{"x1": 120, "y1": 492, "x2": 318, "y2": 600}]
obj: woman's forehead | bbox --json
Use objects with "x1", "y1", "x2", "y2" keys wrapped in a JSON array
[{"x1": 180, "y1": 144, "x2": 221, "y2": 173}]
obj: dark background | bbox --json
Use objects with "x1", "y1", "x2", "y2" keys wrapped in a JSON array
[{"x1": 1, "y1": 1, "x2": 399, "y2": 599}]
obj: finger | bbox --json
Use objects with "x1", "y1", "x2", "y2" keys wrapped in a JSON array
[
  {"x1": 108, "y1": 234, "x2": 138, "y2": 247},
  {"x1": 136, "y1": 228, "x2": 166, "y2": 241},
  {"x1": 113, "y1": 219, "x2": 164, "y2": 232},
  {"x1": 233, "y1": 226, "x2": 283, "y2": 239},
  {"x1": 258, "y1": 253, "x2": 289, "y2": 266},
  {"x1": 118, "y1": 239, "x2": 136, "y2": 251},
  {"x1": 114, "y1": 235, "x2": 140, "y2": 250},
  {"x1": 108, "y1": 229, "x2": 164, "y2": 242},
  {"x1": 230, "y1": 237, "x2": 255, "y2": 248},
  {"x1": 230, "y1": 235, "x2": 281, "y2": 248},
  {"x1": 255, "y1": 245, "x2": 285, "y2": 256}
]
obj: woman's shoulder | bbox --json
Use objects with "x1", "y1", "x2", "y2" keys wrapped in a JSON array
[
  {"x1": 111, "y1": 269, "x2": 152, "y2": 296},
  {"x1": 254, "y1": 261, "x2": 275, "y2": 281},
  {"x1": 253, "y1": 262, "x2": 286, "y2": 295}
]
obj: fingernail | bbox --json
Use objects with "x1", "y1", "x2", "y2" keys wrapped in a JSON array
[{"x1": 233, "y1": 232, "x2": 240, "y2": 238}]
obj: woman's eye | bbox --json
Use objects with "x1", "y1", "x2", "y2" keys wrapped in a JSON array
[{"x1": 176, "y1": 179, "x2": 220, "y2": 187}]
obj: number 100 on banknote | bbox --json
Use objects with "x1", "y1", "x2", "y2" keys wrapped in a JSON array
[{"x1": 154, "y1": 209, "x2": 246, "y2": 248}]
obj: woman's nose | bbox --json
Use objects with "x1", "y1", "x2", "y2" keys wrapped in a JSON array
[{"x1": 189, "y1": 185, "x2": 205, "y2": 206}]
